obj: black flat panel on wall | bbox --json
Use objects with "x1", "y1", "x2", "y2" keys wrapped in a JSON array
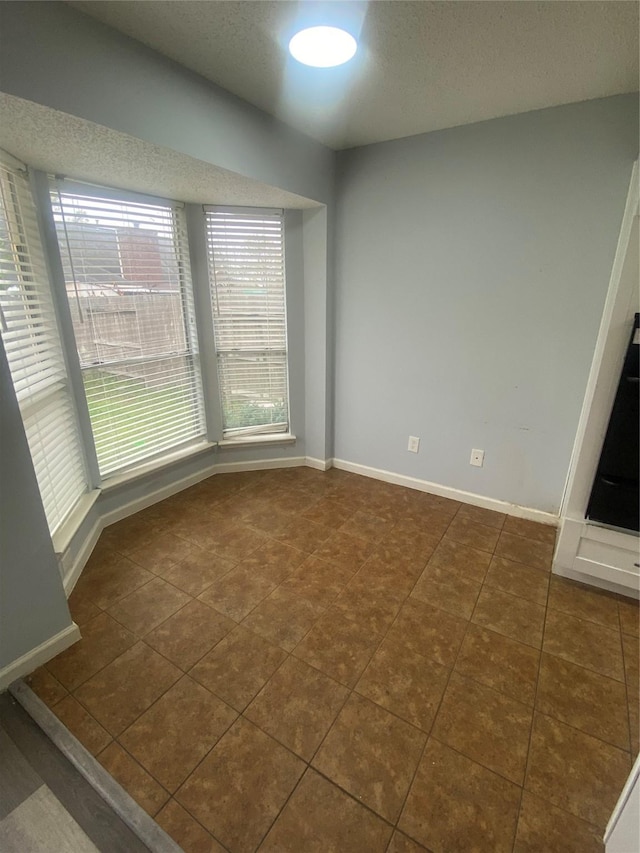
[{"x1": 587, "y1": 314, "x2": 640, "y2": 532}]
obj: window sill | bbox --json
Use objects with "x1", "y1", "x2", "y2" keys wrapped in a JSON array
[
  {"x1": 100, "y1": 440, "x2": 215, "y2": 492},
  {"x1": 217, "y1": 433, "x2": 297, "y2": 449}
]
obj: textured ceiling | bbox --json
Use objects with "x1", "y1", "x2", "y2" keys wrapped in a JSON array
[
  {"x1": 69, "y1": 0, "x2": 639, "y2": 149},
  {"x1": 0, "y1": 94, "x2": 319, "y2": 208}
]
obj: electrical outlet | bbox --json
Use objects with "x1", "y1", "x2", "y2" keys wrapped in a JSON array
[
  {"x1": 470, "y1": 448, "x2": 484, "y2": 467},
  {"x1": 408, "y1": 436, "x2": 420, "y2": 453}
]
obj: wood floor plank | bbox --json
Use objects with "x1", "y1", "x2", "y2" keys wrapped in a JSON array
[
  {"x1": 0, "y1": 728, "x2": 43, "y2": 820},
  {"x1": 0, "y1": 786, "x2": 100, "y2": 853},
  {"x1": 0, "y1": 694, "x2": 150, "y2": 853}
]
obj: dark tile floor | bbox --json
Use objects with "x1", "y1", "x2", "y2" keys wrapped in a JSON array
[{"x1": 27, "y1": 467, "x2": 639, "y2": 853}]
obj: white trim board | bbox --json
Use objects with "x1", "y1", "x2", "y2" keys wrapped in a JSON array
[
  {"x1": 0, "y1": 623, "x2": 80, "y2": 691},
  {"x1": 331, "y1": 458, "x2": 557, "y2": 524}
]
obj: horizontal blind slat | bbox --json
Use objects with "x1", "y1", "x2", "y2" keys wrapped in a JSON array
[
  {"x1": 52, "y1": 182, "x2": 205, "y2": 477},
  {"x1": 0, "y1": 160, "x2": 86, "y2": 534}
]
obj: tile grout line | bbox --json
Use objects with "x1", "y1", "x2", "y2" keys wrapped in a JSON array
[{"x1": 510, "y1": 541, "x2": 552, "y2": 853}]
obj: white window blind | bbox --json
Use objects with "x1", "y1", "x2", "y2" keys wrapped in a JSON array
[
  {"x1": 0, "y1": 157, "x2": 86, "y2": 535},
  {"x1": 51, "y1": 184, "x2": 205, "y2": 476},
  {"x1": 205, "y1": 207, "x2": 289, "y2": 438}
]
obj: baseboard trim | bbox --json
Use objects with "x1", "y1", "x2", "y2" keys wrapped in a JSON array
[
  {"x1": 305, "y1": 456, "x2": 333, "y2": 471},
  {"x1": 214, "y1": 455, "x2": 306, "y2": 474},
  {"x1": 331, "y1": 458, "x2": 558, "y2": 525},
  {"x1": 0, "y1": 623, "x2": 80, "y2": 691},
  {"x1": 552, "y1": 562, "x2": 640, "y2": 600},
  {"x1": 9, "y1": 681, "x2": 182, "y2": 853},
  {"x1": 62, "y1": 516, "x2": 103, "y2": 595}
]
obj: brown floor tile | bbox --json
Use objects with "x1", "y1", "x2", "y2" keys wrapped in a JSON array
[
  {"x1": 127, "y1": 532, "x2": 194, "y2": 573},
  {"x1": 399, "y1": 738, "x2": 520, "y2": 853},
  {"x1": 157, "y1": 548, "x2": 236, "y2": 596},
  {"x1": 236, "y1": 540, "x2": 306, "y2": 584},
  {"x1": 145, "y1": 599, "x2": 236, "y2": 671},
  {"x1": 427, "y1": 537, "x2": 492, "y2": 582},
  {"x1": 246, "y1": 657, "x2": 348, "y2": 760},
  {"x1": 484, "y1": 556, "x2": 549, "y2": 605},
  {"x1": 293, "y1": 609, "x2": 382, "y2": 688},
  {"x1": 433, "y1": 672, "x2": 533, "y2": 784},
  {"x1": 514, "y1": 791, "x2": 604, "y2": 853},
  {"x1": 242, "y1": 505, "x2": 293, "y2": 537},
  {"x1": 548, "y1": 576, "x2": 620, "y2": 629},
  {"x1": 356, "y1": 637, "x2": 449, "y2": 732},
  {"x1": 472, "y1": 586, "x2": 545, "y2": 648},
  {"x1": 274, "y1": 517, "x2": 332, "y2": 553},
  {"x1": 503, "y1": 516, "x2": 557, "y2": 545},
  {"x1": 543, "y1": 609, "x2": 625, "y2": 682},
  {"x1": 333, "y1": 580, "x2": 404, "y2": 634},
  {"x1": 313, "y1": 693, "x2": 426, "y2": 822},
  {"x1": 242, "y1": 588, "x2": 324, "y2": 651},
  {"x1": 156, "y1": 800, "x2": 226, "y2": 853},
  {"x1": 622, "y1": 631, "x2": 639, "y2": 697},
  {"x1": 386, "y1": 598, "x2": 467, "y2": 667},
  {"x1": 176, "y1": 717, "x2": 304, "y2": 853},
  {"x1": 46, "y1": 611, "x2": 136, "y2": 690},
  {"x1": 72, "y1": 556, "x2": 155, "y2": 609},
  {"x1": 411, "y1": 565, "x2": 482, "y2": 619},
  {"x1": 525, "y1": 712, "x2": 630, "y2": 829},
  {"x1": 107, "y1": 577, "x2": 190, "y2": 636},
  {"x1": 443, "y1": 516, "x2": 500, "y2": 553},
  {"x1": 280, "y1": 556, "x2": 354, "y2": 607},
  {"x1": 206, "y1": 521, "x2": 266, "y2": 563},
  {"x1": 120, "y1": 675, "x2": 237, "y2": 792},
  {"x1": 387, "y1": 831, "x2": 429, "y2": 852},
  {"x1": 303, "y1": 497, "x2": 356, "y2": 528},
  {"x1": 74, "y1": 642, "x2": 181, "y2": 735},
  {"x1": 52, "y1": 695, "x2": 112, "y2": 755},
  {"x1": 494, "y1": 531, "x2": 553, "y2": 571},
  {"x1": 629, "y1": 697, "x2": 639, "y2": 757},
  {"x1": 619, "y1": 597, "x2": 639, "y2": 638},
  {"x1": 198, "y1": 565, "x2": 277, "y2": 622},
  {"x1": 380, "y1": 522, "x2": 439, "y2": 559},
  {"x1": 339, "y1": 509, "x2": 396, "y2": 542},
  {"x1": 67, "y1": 586, "x2": 101, "y2": 626},
  {"x1": 456, "y1": 503, "x2": 506, "y2": 530},
  {"x1": 25, "y1": 667, "x2": 67, "y2": 707},
  {"x1": 97, "y1": 742, "x2": 169, "y2": 817},
  {"x1": 100, "y1": 516, "x2": 163, "y2": 555},
  {"x1": 536, "y1": 652, "x2": 630, "y2": 749},
  {"x1": 358, "y1": 550, "x2": 425, "y2": 596},
  {"x1": 454, "y1": 623, "x2": 540, "y2": 705},
  {"x1": 312, "y1": 530, "x2": 374, "y2": 571},
  {"x1": 190, "y1": 625, "x2": 287, "y2": 711},
  {"x1": 259, "y1": 768, "x2": 393, "y2": 853}
]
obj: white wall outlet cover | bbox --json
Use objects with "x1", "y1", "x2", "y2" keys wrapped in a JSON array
[
  {"x1": 408, "y1": 436, "x2": 420, "y2": 453},
  {"x1": 470, "y1": 448, "x2": 484, "y2": 467}
]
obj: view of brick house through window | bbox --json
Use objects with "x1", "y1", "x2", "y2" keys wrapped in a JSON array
[
  {"x1": 51, "y1": 185, "x2": 205, "y2": 477},
  {"x1": 50, "y1": 185, "x2": 291, "y2": 481}
]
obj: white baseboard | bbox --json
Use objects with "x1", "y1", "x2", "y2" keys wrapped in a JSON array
[
  {"x1": 305, "y1": 456, "x2": 333, "y2": 471},
  {"x1": 331, "y1": 458, "x2": 558, "y2": 525},
  {"x1": 0, "y1": 622, "x2": 80, "y2": 691},
  {"x1": 552, "y1": 562, "x2": 639, "y2": 600},
  {"x1": 214, "y1": 456, "x2": 306, "y2": 474},
  {"x1": 62, "y1": 516, "x2": 103, "y2": 595}
]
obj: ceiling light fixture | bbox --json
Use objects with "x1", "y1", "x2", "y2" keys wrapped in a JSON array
[{"x1": 288, "y1": 26, "x2": 357, "y2": 68}]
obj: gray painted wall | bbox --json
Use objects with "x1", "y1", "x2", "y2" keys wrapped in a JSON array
[
  {"x1": 334, "y1": 95, "x2": 639, "y2": 513},
  {"x1": 0, "y1": 338, "x2": 73, "y2": 670}
]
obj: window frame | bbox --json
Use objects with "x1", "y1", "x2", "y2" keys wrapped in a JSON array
[
  {"x1": 50, "y1": 178, "x2": 208, "y2": 480},
  {"x1": 204, "y1": 204, "x2": 292, "y2": 441},
  {"x1": 0, "y1": 156, "x2": 89, "y2": 535}
]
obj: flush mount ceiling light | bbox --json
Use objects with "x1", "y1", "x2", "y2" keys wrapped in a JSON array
[{"x1": 288, "y1": 26, "x2": 357, "y2": 68}]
